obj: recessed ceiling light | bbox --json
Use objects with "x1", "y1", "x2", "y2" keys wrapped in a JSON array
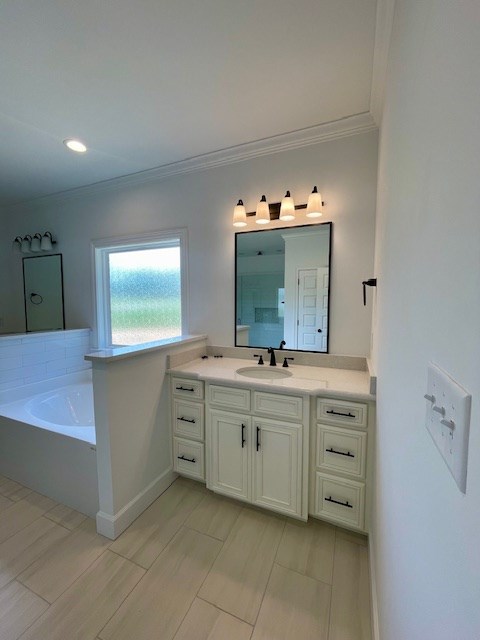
[{"x1": 63, "y1": 139, "x2": 87, "y2": 153}]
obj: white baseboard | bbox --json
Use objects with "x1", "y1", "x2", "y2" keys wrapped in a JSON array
[
  {"x1": 96, "y1": 467, "x2": 177, "y2": 539},
  {"x1": 369, "y1": 532, "x2": 381, "y2": 640}
]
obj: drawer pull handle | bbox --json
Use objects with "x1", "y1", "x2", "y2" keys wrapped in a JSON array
[
  {"x1": 177, "y1": 454, "x2": 196, "y2": 463},
  {"x1": 178, "y1": 417, "x2": 196, "y2": 424},
  {"x1": 176, "y1": 386, "x2": 195, "y2": 392},
  {"x1": 241, "y1": 423, "x2": 246, "y2": 448},
  {"x1": 325, "y1": 447, "x2": 355, "y2": 458},
  {"x1": 325, "y1": 496, "x2": 353, "y2": 509},
  {"x1": 326, "y1": 409, "x2": 355, "y2": 418},
  {"x1": 256, "y1": 426, "x2": 261, "y2": 451}
]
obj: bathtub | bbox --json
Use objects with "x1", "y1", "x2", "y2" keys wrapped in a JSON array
[{"x1": 0, "y1": 371, "x2": 99, "y2": 517}]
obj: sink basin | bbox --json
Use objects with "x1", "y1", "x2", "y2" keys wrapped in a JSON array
[{"x1": 236, "y1": 366, "x2": 293, "y2": 380}]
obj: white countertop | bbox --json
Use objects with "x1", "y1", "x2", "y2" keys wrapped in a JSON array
[
  {"x1": 85, "y1": 334, "x2": 207, "y2": 363},
  {"x1": 168, "y1": 357, "x2": 375, "y2": 400}
]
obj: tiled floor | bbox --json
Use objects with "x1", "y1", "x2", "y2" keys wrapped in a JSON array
[{"x1": 0, "y1": 475, "x2": 372, "y2": 640}]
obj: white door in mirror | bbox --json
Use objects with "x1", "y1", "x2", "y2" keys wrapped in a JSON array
[{"x1": 425, "y1": 362, "x2": 471, "y2": 493}]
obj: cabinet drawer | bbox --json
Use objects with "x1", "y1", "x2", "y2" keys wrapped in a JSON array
[
  {"x1": 208, "y1": 385, "x2": 251, "y2": 411},
  {"x1": 173, "y1": 399, "x2": 204, "y2": 441},
  {"x1": 253, "y1": 391, "x2": 303, "y2": 422},
  {"x1": 172, "y1": 377, "x2": 204, "y2": 400},
  {"x1": 173, "y1": 437, "x2": 205, "y2": 480},
  {"x1": 317, "y1": 398, "x2": 367, "y2": 428},
  {"x1": 314, "y1": 472, "x2": 365, "y2": 530},
  {"x1": 316, "y1": 424, "x2": 367, "y2": 479}
]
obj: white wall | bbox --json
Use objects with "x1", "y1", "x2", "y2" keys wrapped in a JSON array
[
  {"x1": 1, "y1": 131, "x2": 377, "y2": 356},
  {"x1": 372, "y1": 1, "x2": 480, "y2": 638}
]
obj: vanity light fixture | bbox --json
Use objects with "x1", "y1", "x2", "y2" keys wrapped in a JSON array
[
  {"x1": 255, "y1": 195, "x2": 270, "y2": 225},
  {"x1": 30, "y1": 233, "x2": 42, "y2": 252},
  {"x1": 233, "y1": 186, "x2": 326, "y2": 227},
  {"x1": 63, "y1": 138, "x2": 87, "y2": 153},
  {"x1": 12, "y1": 232, "x2": 57, "y2": 254},
  {"x1": 306, "y1": 186, "x2": 324, "y2": 218},
  {"x1": 232, "y1": 199, "x2": 247, "y2": 227},
  {"x1": 279, "y1": 190, "x2": 295, "y2": 221}
]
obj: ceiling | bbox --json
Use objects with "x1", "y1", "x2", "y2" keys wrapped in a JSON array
[{"x1": 0, "y1": 0, "x2": 378, "y2": 207}]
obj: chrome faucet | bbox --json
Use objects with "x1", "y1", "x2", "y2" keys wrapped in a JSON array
[{"x1": 267, "y1": 347, "x2": 277, "y2": 366}]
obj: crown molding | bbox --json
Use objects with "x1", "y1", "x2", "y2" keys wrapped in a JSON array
[
  {"x1": 370, "y1": 0, "x2": 396, "y2": 126},
  {"x1": 6, "y1": 112, "x2": 377, "y2": 211}
]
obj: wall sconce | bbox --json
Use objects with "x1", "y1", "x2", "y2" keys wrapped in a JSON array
[
  {"x1": 232, "y1": 187, "x2": 325, "y2": 227},
  {"x1": 13, "y1": 232, "x2": 57, "y2": 254}
]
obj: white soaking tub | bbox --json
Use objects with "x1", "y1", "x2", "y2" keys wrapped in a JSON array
[{"x1": 0, "y1": 371, "x2": 99, "y2": 516}]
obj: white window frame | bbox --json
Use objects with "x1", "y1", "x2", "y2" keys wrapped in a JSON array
[{"x1": 91, "y1": 228, "x2": 188, "y2": 348}]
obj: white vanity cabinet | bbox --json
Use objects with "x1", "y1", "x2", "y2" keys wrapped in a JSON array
[
  {"x1": 171, "y1": 376, "x2": 205, "y2": 481},
  {"x1": 206, "y1": 384, "x2": 308, "y2": 520},
  {"x1": 310, "y1": 397, "x2": 373, "y2": 532}
]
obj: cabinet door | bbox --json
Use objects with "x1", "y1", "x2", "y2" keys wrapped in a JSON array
[
  {"x1": 209, "y1": 410, "x2": 251, "y2": 502},
  {"x1": 252, "y1": 417, "x2": 302, "y2": 517}
]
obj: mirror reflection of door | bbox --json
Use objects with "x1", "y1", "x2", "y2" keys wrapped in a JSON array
[
  {"x1": 23, "y1": 254, "x2": 65, "y2": 332},
  {"x1": 296, "y1": 267, "x2": 329, "y2": 351}
]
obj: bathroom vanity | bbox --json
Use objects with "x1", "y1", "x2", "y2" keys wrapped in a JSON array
[{"x1": 169, "y1": 356, "x2": 375, "y2": 533}]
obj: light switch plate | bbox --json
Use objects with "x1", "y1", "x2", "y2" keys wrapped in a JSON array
[{"x1": 425, "y1": 362, "x2": 471, "y2": 493}]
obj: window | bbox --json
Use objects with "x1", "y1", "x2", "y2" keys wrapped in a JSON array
[{"x1": 93, "y1": 230, "x2": 188, "y2": 347}]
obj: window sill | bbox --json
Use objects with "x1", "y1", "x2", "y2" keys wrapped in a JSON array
[{"x1": 84, "y1": 334, "x2": 207, "y2": 363}]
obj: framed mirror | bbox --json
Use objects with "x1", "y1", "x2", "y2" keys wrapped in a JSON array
[
  {"x1": 23, "y1": 254, "x2": 65, "y2": 332},
  {"x1": 235, "y1": 222, "x2": 331, "y2": 352}
]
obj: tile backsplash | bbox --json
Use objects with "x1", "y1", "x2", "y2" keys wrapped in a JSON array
[{"x1": 0, "y1": 329, "x2": 92, "y2": 391}]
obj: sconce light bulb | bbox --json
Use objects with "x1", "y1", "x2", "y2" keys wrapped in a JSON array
[
  {"x1": 279, "y1": 190, "x2": 295, "y2": 221},
  {"x1": 232, "y1": 199, "x2": 247, "y2": 227},
  {"x1": 306, "y1": 186, "x2": 324, "y2": 218},
  {"x1": 255, "y1": 195, "x2": 270, "y2": 224}
]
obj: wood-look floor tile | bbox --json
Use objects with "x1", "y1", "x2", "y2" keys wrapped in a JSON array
[
  {"x1": 199, "y1": 508, "x2": 285, "y2": 625},
  {"x1": 0, "y1": 492, "x2": 56, "y2": 545},
  {"x1": 18, "y1": 518, "x2": 110, "y2": 603},
  {"x1": 174, "y1": 598, "x2": 253, "y2": 640},
  {"x1": 0, "y1": 495, "x2": 14, "y2": 515},
  {"x1": 109, "y1": 482, "x2": 203, "y2": 568},
  {"x1": 174, "y1": 476, "x2": 210, "y2": 494},
  {"x1": 185, "y1": 492, "x2": 242, "y2": 541},
  {"x1": 275, "y1": 518, "x2": 335, "y2": 584},
  {"x1": 100, "y1": 527, "x2": 221, "y2": 640},
  {"x1": 329, "y1": 538, "x2": 372, "y2": 640},
  {"x1": 251, "y1": 564, "x2": 331, "y2": 640},
  {"x1": 0, "y1": 580, "x2": 49, "y2": 640},
  {"x1": 44, "y1": 503, "x2": 87, "y2": 530},
  {"x1": 0, "y1": 516, "x2": 70, "y2": 590},
  {"x1": 336, "y1": 527, "x2": 368, "y2": 546},
  {"x1": 0, "y1": 479, "x2": 32, "y2": 503},
  {"x1": 20, "y1": 551, "x2": 145, "y2": 640}
]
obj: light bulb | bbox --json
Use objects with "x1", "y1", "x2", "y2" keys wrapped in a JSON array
[
  {"x1": 64, "y1": 139, "x2": 87, "y2": 153},
  {"x1": 255, "y1": 195, "x2": 270, "y2": 224},
  {"x1": 232, "y1": 199, "x2": 247, "y2": 227},
  {"x1": 306, "y1": 186, "x2": 323, "y2": 218},
  {"x1": 279, "y1": 190, "x2": 295, "y2": 221}
]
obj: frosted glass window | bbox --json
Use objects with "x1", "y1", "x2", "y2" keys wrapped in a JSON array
[
  {"x1": 108, "y1": 246, "x2": 181, "y2": 345},
  {"x1": 93, "y1": 230, "x2": 187, "y2": 348}
]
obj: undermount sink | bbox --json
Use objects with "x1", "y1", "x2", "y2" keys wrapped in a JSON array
[{"x1": 236, "y1": 366, "x2": 293, "y2": 380}]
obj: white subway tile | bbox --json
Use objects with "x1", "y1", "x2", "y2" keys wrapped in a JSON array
[
  {"x1": 65, "y1": 345, "x2": 88, "y2": 358},
  {"x1": 0, "y1": 345, "x2": 22, "y2": 358},
  {"x1": 0, "y1": 368, "x2": 23, "y2": 383},
  {"x1": 46, "y1": 366, "x2": 67, "y2": 377},
  {"x1": 21, "y1": 342, "x2": 46, "y2": 355},
  {"x1": 25, "y1": 373, "x2": 48, "y2": 384},
  {"x1": 46, "y1": 358, "x2": 67, "y2": 373},
  {"x1": 64, "y1": 355, "x2": 86, "y2": 369},
  {"x1": 0, "y1": 337, "x2": 22, "y2": 345},
  {"x1": 44, "y1": 348, "x2": 66, "y2": 362},
  {"x1": 21, "y1": 363, "x2": 47, "y2": 380},
  {"x1": 22, "y1": 352, "x2": 49, "y2": 366},
  {"x1": 66, "y1": 363, "x2": 90, "y2": 373},
  {"x1": 0, "y1": 356, "x2": 23, "y2": 371}
]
